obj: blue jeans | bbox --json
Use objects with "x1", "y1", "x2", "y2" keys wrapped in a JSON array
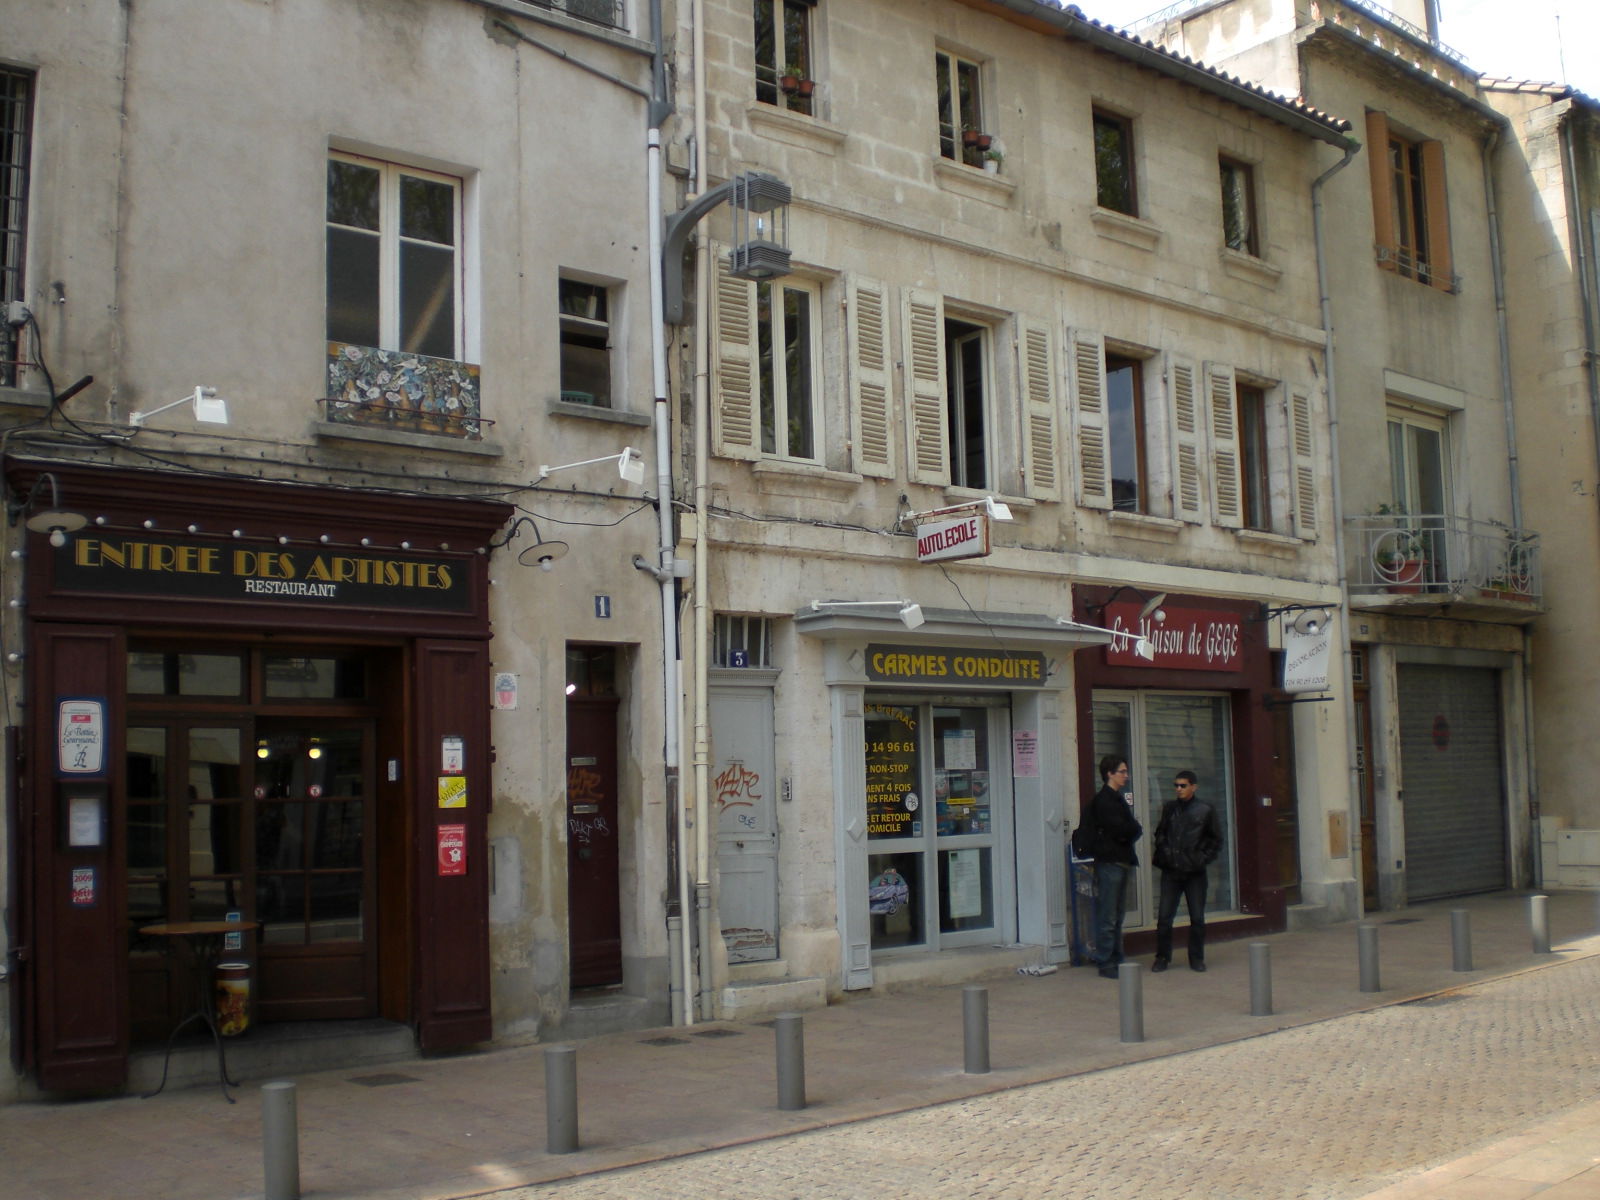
[{"x1": 1092, "y1": 861, "x2": 1130, "y2": 967}]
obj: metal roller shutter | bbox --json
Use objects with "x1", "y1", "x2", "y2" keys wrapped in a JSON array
[{"x1": 1397, "y1": 664, "x2": 1506, "y2": 901}]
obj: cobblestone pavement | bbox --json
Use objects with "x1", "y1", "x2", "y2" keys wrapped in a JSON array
[{"x1": 502, "y1": 956, "x2": 1600, "y2": 1200}]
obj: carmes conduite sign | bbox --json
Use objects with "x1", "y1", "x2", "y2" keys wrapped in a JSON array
[
  {"x1": 865, "y1": 644, "x2": 1047, "y2": 687},
  {"x1": 55, "y1": 534, "x2": 470, "y2": 612}
]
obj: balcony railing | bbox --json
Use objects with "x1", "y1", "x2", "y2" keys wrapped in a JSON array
[
  {"x1": 1344, "y1": 513, "x2": 1540, "y2": 604},
  {"x1": 325, "y1": 342, "x2": 485, "y2": 439}
]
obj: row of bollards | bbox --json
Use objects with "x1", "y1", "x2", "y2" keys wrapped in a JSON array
[{"x1": 258, "y1": 895, "x2": 1564, "y2": 1191}]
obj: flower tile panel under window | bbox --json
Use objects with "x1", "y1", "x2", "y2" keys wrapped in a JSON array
[{"x1": 326, "y1": 342, "x2": 483, "y2": 438}]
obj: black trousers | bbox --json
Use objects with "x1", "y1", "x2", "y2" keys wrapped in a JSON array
[{"x1": 1154, "y1": 869, "x2": 1208, "y2": 964}]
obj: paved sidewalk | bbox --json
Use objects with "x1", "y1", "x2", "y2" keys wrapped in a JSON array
[{"x1": 4, "y1": 889, "x2": 1599, "y2": 1200}]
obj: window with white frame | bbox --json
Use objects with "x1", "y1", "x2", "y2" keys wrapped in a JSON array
[
  {"x1": 935, "y1": 50, "x2": 989, "y2": 168},
  {"x1": 754, "y1": 0, "x2": 816, "y2": 116},
  {"x1": 756, "y1": 279, "x2": 820, "y2": 460},
  {"x1": 944, "y1": 317, "x2": 989, "y2": 488},
  {"x1": 559, "y1": 277, "x2": 613, "y2": 408},
  {"x1": 326, "y1": 153, "x2": 462, "y2": 360}
]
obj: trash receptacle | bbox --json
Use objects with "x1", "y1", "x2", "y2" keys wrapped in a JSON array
[
  {"x1": 215, "y1": 961, "x2": 251, "y2": 1036},
  {"x1": 1067, "y1": 854, "x2": 1099, "y2": 966}
]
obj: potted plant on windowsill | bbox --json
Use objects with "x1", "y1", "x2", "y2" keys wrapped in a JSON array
[
  {"x1": 982, "y1": 145, "x2": 1003, "y2": 175},
  {"x1": 1373, "y1": 503, "x2": 1427, "y2": 593},
  {"x1": 779, "y1": 64, "x2": 811, "y2": 97}
]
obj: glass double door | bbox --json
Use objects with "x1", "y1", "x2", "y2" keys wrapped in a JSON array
[
  {"x1": 1090, "y1": 691, "x2": 1237, "y2": 930},
  {"x1": 127, "y1": 717, "x2": 377, "y2": 1032},
  {"x1": 865, "y1": 697, "x2": 1014, "y2": 952}
]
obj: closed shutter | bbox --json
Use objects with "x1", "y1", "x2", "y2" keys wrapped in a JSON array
[
  {"x1": 1420, "y1": 139, "x2": 1452, "y2": 290},
  {"x1": 847, "y1": 276, "x2": 894, "y2": 478},
  {"x1": 712, "y1": 249, "x2": 760, "y2": 460},
  {"x1": 1206, "y1": 363, "x2": 1243, "y2": 528},
  {"x1": 1398, "y1": 665, "x2": 1506, "y2": 902},
  {"x1": 1290, "y1": 389, "x2": 1317, "y2": 538},
  {"x1": 1067, "y1": 329, "x2": 1110, "y2": 510},
  {"x1": 1166, "y1": 353, "x2": 1204, "y2": 522},
  {"x1": 1017, "y1": 317, "x2": 1060, "y2": 501},
  {"x1": 903, "y1": 288, "x2": 949, "y2": 486},
  {"x1": 1366, "y1": 110, "x2": 1397, "y2": 265}
]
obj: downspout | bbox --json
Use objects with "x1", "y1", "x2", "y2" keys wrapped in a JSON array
[
  {"x1": 1312, "y1": 141, "x2": 1362, "y2": 910},
  {"x1": 642, "y1": 0, "x2": 691, "y2": 1026},
  {"x1": 1484, "y1": 118, "x2": 1540, "y2": 889},
  {"x1": 690, "y1": 0, "x2": 715, "y2": 1022}
]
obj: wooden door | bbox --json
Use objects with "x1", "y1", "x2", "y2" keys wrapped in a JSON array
[
  {"x1": 1268, "y1": 699, "x2": 1301, "y2": 904},
  {"x1": 567, "y1": 697, "x2": 620, "y2": 988}
]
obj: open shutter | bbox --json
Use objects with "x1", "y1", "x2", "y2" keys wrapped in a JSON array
[
  {"x1": 1420, "y1": 139, "x2": 1452, "y2": 290},
  {"x1": 902, "y1": 288, "x2": 949, "y2": 486},
  {"x1": 847, "y1": 276, "x2": 894, "y2": 478},
  {"x1": 711, "y1": 249, "x2": 760, "y2": 460},
  {"x1": 1067, "y1": 328, "x2": 1110, "y2": 510},
  {"x1": 1206, "y1": 363, "x2": 1243, "y2": 528},
  {"x1": 1366, "y1": 110, "x2": 1397, "y2": 265},
  {"x1": 1166, "y1": 353, "x2": 1204, "y2": 523},
  {"x1": 1290, "y1": 389, "x2": 1318, "y2": 538},
  {"x1": 1017, "y1": 317, "x2": 1061, "y2": 501}
]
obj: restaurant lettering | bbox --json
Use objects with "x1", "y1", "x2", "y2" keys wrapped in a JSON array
[
  {"x1": 865, "y1": 644, "x2": 1046, "y2": 687},
  {"x1": 57, "y1": 535, "x2": 469, "y2": 612}
]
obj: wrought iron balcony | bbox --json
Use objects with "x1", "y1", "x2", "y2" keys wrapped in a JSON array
[{"x1": 1344, "y1": 513, "x2": 1540, "y2": 610}]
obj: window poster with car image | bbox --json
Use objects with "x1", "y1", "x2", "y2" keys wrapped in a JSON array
[{"x1": 866, "y1": 703, "x2": 920, "y2": 839}]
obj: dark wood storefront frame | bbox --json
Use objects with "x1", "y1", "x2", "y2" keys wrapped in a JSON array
[
  {"x1": 7, "y1": 461, "x2": 510, "y2": 1092},
  {"x1": 1072, "y1": 588, "x2": 1285, "y2": 954}
]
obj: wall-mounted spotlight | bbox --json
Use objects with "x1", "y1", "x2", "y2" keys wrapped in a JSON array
[
  {"x1": 1055, "y1": 616, "x2": 1153, "y2": 660},
  {"x1": 537, "y1": 446, "x2": 646, "y2": 486},
  {"x1": 809, "y1": 599, "x2": 925, "y2": 629},
  {"x1": 6, "y1": 472, "x2": 88, "y2": 548},
  {"x1": 129, "y1": 386, "x2": 230, "y2": 427},
  {"x1": 899, "y1": 495, "x2": 1014, "y2": 527}
]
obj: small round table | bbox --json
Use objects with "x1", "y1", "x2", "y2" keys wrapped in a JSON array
[{"x1": 140, "y1": 920, "x2": 257, "y2": 1103}]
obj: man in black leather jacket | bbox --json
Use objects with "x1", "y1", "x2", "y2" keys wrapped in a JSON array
[{"x1": 1151, "y1": 769, "x2": 1223, "y2": 973}]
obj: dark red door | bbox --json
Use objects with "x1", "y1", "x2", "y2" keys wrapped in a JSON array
[{"x1": 566, "y1": 697, "x2": 620, "y2": 988}]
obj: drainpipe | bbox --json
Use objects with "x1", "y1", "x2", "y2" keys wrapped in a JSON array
[
  {"x1": 1311, "y1": 141, "x2": 1362, "y2": 912},
  {"x1": 1484, "y1": 119, "x2": 1539, "y2": 890},
  {"x1": 690, "y1": 0, "x2": 716, "y2": 1023},
  {"x1": 641, "y1": 0, "x2": 691, "y2": 1026}
]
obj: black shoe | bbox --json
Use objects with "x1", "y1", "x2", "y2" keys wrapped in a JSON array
[
  {"x1": 1097, "y1": 966, "x2": 1119, "y2": 979},
  {"x1": 1150, "y1": 959, "x2": 1169, "y2": 973},
  {"x1": 1190, "y1": 961, "x2": 1207, "y2": 972}
]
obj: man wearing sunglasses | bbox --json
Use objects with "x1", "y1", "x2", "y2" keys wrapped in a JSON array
[{"x1": 1150, "y1": 770, "x2": 1223, "y2": 973}]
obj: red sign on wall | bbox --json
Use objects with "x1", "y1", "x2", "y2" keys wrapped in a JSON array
[
  {"x1": 1103, "y1": 602, "x2": 1245, "y2": 671},
  {"x1": 437, "y1": 824, "x2": 467, "y2": 876}
]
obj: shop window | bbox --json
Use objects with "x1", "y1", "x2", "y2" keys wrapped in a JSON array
[
  {"x1": 1093, "y1": 109, "x2": 1137, "y2": 216},
  {"x1": 754, "y1": 0, "x2": 815, "y2": 117},
  {"x1": 1, "y1": 68, "x2": 32, "y2": 389},
  {"x1": 1106, "y1": 354, "x2": 1147, "y2": 513},
  {"x1": 935, "y1": 50, "x2": 988, "y2": 169},
  {"x1": 944, "y1": 317, "x2": 989, "y2": 488},
  {"x1": 1219, "y1": 157, "x2": 1258, "y2": 256},
  {"x1": 713, "y1": 614, "x2": 774, "y2": 668},
  {"x1": 1366, "y1": 111, "x2": 1454, "y2": 291},
  {"x1": 559, "y1": 277, "x2": 613, "y2": 408},
  {"x1": 757, "y1": 279, "x2": 820, "y2": 461}
]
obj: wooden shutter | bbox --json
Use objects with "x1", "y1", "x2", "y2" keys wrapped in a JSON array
[
  {"x1": 1290, "y1": 389, "x2": 1318, "y2": 538},
  {"x1": 1067, "y1": 329, "x2": 1110, "y2": 509},
  {"x1": 1366, "y1": 110, "x2": 1397, "y2": 267},
  {"x1": 1420, "y1": 139, "x2": 1452, "y2": 290},
  {"x1": 1166, "y1": 353, "x2": 1204, "y2": 523},
  {"x1": 711, "y1": 248, "x2": 760, "y2": 460},
  {"x1": 1206, "y1": 363, "x2": 1243, "y2": 528},
  {"x1": 902, "y1": 288, "x2": 949, "y2": 486},
  {"x1": 1017, "y1": 317, "x2": 1061, "y2": 501},
  {"x1": 847, "y1": 276, "x2": 894, "y2": 478}
]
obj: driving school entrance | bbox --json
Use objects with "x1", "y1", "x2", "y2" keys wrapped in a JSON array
[{"x1": 9, "y1": 463, "x2": 509, "y2": 1093}]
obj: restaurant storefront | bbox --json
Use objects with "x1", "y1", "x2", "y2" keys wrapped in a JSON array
[
  {"x1": 7, "y1": 462, "x2": 510, "y2": 1092},
  {"x1": 1072, "y1": 588, "x2": 1292, "y2": 943},
  {"x1": 794, "y1": 606, "x2": 1110, "y2": 989}
]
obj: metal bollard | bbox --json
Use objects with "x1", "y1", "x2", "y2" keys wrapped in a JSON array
[
  {"x1": 1450, "y1": 909, "x2": 1473, "y2": 972},
  {"x1": 544, "y1": 1044, "x2": 579, "y2": 1154},
  {"x1": 262, "y1": 1081, "x2": 300, "y2": 1200},
  {"x1": 774, "y1": 1012, "x2": 806, "y2": 1111},
  {"x1": 962, "y1": 985, "x2": 990, "y2": 1075},
  {"x1": 1531, "y1": 894, "x2": 1551, "y2": 954},
  {"x1": 1358, "y1": 922, "x2": 1381, "y2": 993},
  {"x1": 1249, "y1": 943, "x2": 1272, "y2": 1016},
  {"x1": 1118, "y1": 962, "x2": 1144, "y2": 1043}
]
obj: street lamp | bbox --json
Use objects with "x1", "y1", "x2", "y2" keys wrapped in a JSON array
[{"x1": 662, "y1": 171, "x2": 793, "y2": 323}]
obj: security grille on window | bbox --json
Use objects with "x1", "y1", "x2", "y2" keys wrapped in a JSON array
[
  {"x1": 559, "y1": 279, "x2": 612, "y2": 408},
  {"x1": 1093, "y1": 109, "x2": 1137, "y2": 216},
  {"x1": 935, "y1": 52, "x2": 986, "y2": 169},
  {"x1": 1, "y1": 68, "x2": 33, "y2": 389},
  {"x1": 754, "y1": 0, "x2": 815, "y2": 117},
  {"x1": 326, "y1": 154, "x2": 461, "y2": 359},
  {"x1": 714, "y1": 615, "x2": 774, "y2": 669}
]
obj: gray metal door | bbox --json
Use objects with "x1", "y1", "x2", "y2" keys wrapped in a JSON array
[
  {"x1": 711, "y1": 677, "x2": 779, "y2": 962},
  {"x1": 1398, "y1": 664, "x2": 1506, "y2": 901}
]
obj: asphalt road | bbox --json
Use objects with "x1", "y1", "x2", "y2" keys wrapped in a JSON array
[{"x1": 502, "y1": 954, "x2": 1600, "y2": 1200}]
